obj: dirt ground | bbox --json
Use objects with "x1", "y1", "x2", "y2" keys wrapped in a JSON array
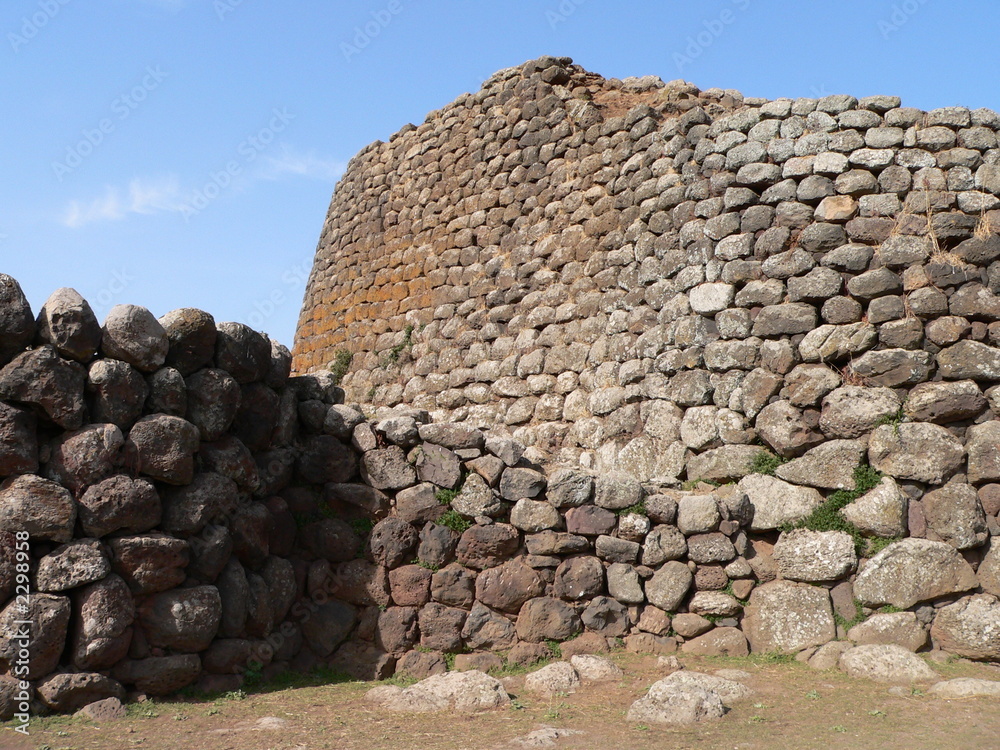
[{"x1": 5, "y1": 651, "x2": 1000, "y2": 750}]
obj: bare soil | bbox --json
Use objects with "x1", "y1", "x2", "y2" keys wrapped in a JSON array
[{"x1": 5, "y1": 651, "x2": 1000, "y2": 750}]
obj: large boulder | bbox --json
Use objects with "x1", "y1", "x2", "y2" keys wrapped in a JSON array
[
  {"x1": 0, "y1": 593, "x2": 71, "y2": 678},
  {"x1": 515, "y1": 597, "x2": 581, "y2": 642},
  {"x1": 214, "y1": 322, "x2": 270, "y2": 383},
  {"x1": 101, "y1": 304, "x2": 169, "y2": 372},
  {"x1": 137, "y1": 586, "x2": 222, "y2": 652},
  {"x1": 36, "y1": 672, "x2": 125, "y2": 713},
  {"x1": 838, "y1": 644, "x2": 938, "y2": 683},
  {"x1": 921, "y1": 483, "x2": 987, "y2": 550},
  {"x1": 124, "y1": 415, "x2": 200, "y2": 485},
  {"x1": 46, "y1": 423, "x2": 123, "y2": 494},
  {"x1": 841, "y1": 477, "x2": 908, "y2": 538},
  {"x1": 755, "y1": 401, "x2": 823, "y2": 457},
  {"x1": 742, "y1": 580, "x2": 835, "y2": 653},
  {"x1": 87, "y1": 359, "x2": 148, "y2": 430},
  {"x1": 966, "y1": 421, "x2": 1000, "y2": 483},
  {"x1": 71, "y1": 574, "x2": 134, "y2": 670},
  {"x1": 113, "y1": 654, "x2": 202, "y2": 695},
  {"x1": 0, "y1": 474, "x2": 76, "y2": 541},
  {"x1": 853, "y1": 539, "x2": 977, "y2": 608},
  {"x1": 868, "y1": 423, "x2": 964, "y2": 485},
  {"x1": 0, "y1": 274, "x2": 35, "y2": 366},
  {"x1": 35, "y1": 539, "x2": 110, "y2": 592},
  {"x1": 35, "y1": 287, "x2": 101, "y2": 362},
  {"x1": 644, "y1": 561, "x2": 692, "y2": 612},
  {"x1": 772, "y1": 529, "x2": 857, "y2": 582},
  {"x1": 627, "y1": 681, "x2": 725, "y2": 725},
  {"x1": 0, "y1": 345, "x2": 86, "y2": 429},
  {"x1": 774, "y1": 440, "x2": 865, "y2": 490},
  {"x1": 738, "y1": 474, "x2": 824, "y2": 531},
  {"x1": 159, "y1": 308, "x2": 217, "y2": 375},
  {"x1": 931, "y1": 594, "x2": 1000, "y2": 660},
  {"x1": 108, "y1": 534, "x2": 190, "y2": 594},
  {"x1": 184, "y1": 368, "x2": 242, "y2": 441},
  {"x1": 847, "y1": 612, "x2": 928, "y2": 652},
  {"x1": 365, "y1": 670, "x2": 509, "y2": 712},
  {"x1": 0, "y1": 402, "x2": 37, "y2": 477},
  {"x1": 475, "y1": 558, "x2": 544, "y2": 613}
]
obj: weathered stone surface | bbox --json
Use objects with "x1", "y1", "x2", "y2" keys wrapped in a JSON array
[
  {"x1": 47, "y1": 423, "x2": 123, "y2": 494},
  {"x1": 413, "y1": 442, "x2": 461, "y2": 489},
  {"x1": 565, "y1": 505, "x2": 617, "y2": 536},
  {"x1": 839, "y1": 644, "x2": 938, "y2": 683},
  {"x1": 627, "y1": 681, "x2": 725, "y2": 725},
  {"x1": 160, "y1": 472, "x2": 238, "y2": 536},
  {"x1": 510, "y1": 498, "x2": 561, "y2": 532},
  {"x1": 594, "y1": 474, "x2": 644, "y2": 510},
  {"x1": 418, "y1": 602, "x2": 466, "y2": 652},
  {"x1": 775, "y1": 439, "x2": 864, "y2": 489},
  {"x1": 125, "y1": 415, "x2": 200, "y2": 485},
  {"x1": 499, "y1": 467, "x2": 546, "y2": 501},
  {"x1": 607, "y1": 562, "x2": 645, "y2": 605},
  {"x1": 461, "y1": 601, "x2": 517, "y2": 650},
  {"x1": 742, "y1": 580, "x2": 835, "y2": 653},
  {"x1": 641, "y1": 525, "x2": 687, "y2": 566},
  {"x1": 516, "y1": 596, "x2": 581, "y2": 642},
  {"x1": 546, "y1": 469, "x2": 594, "y2": 507},
  {"x1": 525, "y1": 530, "x2": 589, "y2": 556},
  {"x1": 37, "y1": 672, "x2": 125, "y2": 713},
  {"x1": 36, "y1": 287, "x2": 101, "y2": 362},
  {"x1": 937, "y1": 340, "x2": 1000, "y2": 380},
  {"x1": 738, "y1": 474, "x2": 824, "y2": 531},
  {"x1": 841, "y1": 477, "x2": 908, "y2": 538},
  {"x1": 71, "y1": 574, "x2": 133, "y2": 670},
  {"x1": 677, "y1": 494, "x2": 720, "y2": 534},
  {"x1": 0, "y1": 346, "x2": 86, "y2": 428},
  {"x1": 854, "y1": 539, "x2": 978, "y2": 608},
  {"x1": 931, "y1": 594, "x2": 1000, "y2": 660},
  {"x1": 430, "y1": 564, "x2": 476, "y2": 608},
  {"x1": 451, "y1": 472, "x2": 503, "y2": 518},
  {"x1": 369, "y1": 517, "x2": 419, "y2": 568},
  {"x1": 87, "y1": 359, "x2": 148, "y2": 430},
  {"x1": 569, "y1": 653, "x2": 623, "y2": 682},
  {"x1": 966, "y1": 421, "x2": 1000, "y2": 484},
  {"x1": 904, "y1": 380, "x2": 987, "y2": 423},
  {"x1": 773, "y1": 529, "x2": 856, "y2": 582},
  {"x1": 0, "y1": 473, "x2": 76, "y2": 541},
  {"x1": 798, "y1": 322, "x2": 877, "y2": 362},
  {"x1": 138, "y1": 585, "x2": 221, "y2": 652},
  {"x1": 581, "y1": 595, "x2": 629, "y2": 636},
  {"x1": 108, "y1": 533, "x2": 189, "y2": 594},
  {"x1": 524, "y1": 661, "x2": 581, "y2": 696},
  {"x1": 185, "y1": 368, "x2": 242, "y2": 442},
  {"x1": 159, "y1": 308, "x2": 217, "y2": 375},
  {"x1": 686, "y1": 444, "x2": 768, "y2": 482},
  {"x1": 215, "y1": 322, "x2": 270, "y2": 384},
  {"x1": 819, "y1": 385, "x2": 902, "y2": 439},
  {"x1": 0, "y1": 274, "x2": 35, "y2": 366},
  {"x1": 645, "y1": 561, "x2": 692, "y2": 612},
  {"x1": 301, "y1": 600, "x2": 356, "y2": 657},
  {"x1": 868, "y1": 423, "x2": 964, "y2": 485},
  {"x1": 36, "y1": 539, "x2": 109, "y2": 592},
  {"x1": 475, "y1": 558, "x2": 544, "y2": 613},
  {"x1": 755, "y1": 400, "x2": 823, "y2": 457},
  {"x1": 554, "y1": 555, "x2": 604, "y2": 600},
  {"x1": 928, "y1": 678, "x2": 1000, "y2": 699},
  {"x1": 417, "y1": 423, "x2": 485, "y2": 450},
  {"x1": 113, "y1": 654, "x2": 202, "y2": 695},
  {"x1": 681, "y1": 628, "x2": 750, "y2": 657},
  {"x1": 297, "y1": 435, "x2": 357, "y2": 484},
  {"x1": 0, "y1": 592, "x2": 71, "y2": 678},
  {"x1": 848, "y1": 612, "x2": 928, "y2": 652},
  {"x1": 101, "y1": 304, "x2": 168, "y2": 372},
  {"x1": 922, "y1": 483, "x2": 987, "y2": 549},
  {"x1": 365, "y1": 670, "x2": 509, "y2": 712},
  {"x1": 456, "y1": 523, "x2": 519, "y2": 569},
  {"x1": 0, "y1": 402, "x2": 37, "y2": 477}
]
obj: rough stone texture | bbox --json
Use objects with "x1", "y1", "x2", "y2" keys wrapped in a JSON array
[
  {"x1": 0, "y1": 346, "x2": 86, "y2": 429},
  {"x1": 742, "y1": 580, "x2": 836, "y2": 653},
  {"x1": 523, "y1": 661, "x2": 581, "y2": 696},
  {"x1": 738, "y1": 474, "x2": 824, "y2": 531},
  {"x1": 125, "y1": 415, "x2": 200, "y2": 485},
  {"x1": 775, "y1": 440, "x2": 864, "y2": 490},
  {"x1": 101, "y1": 305, "x2": 169, "y2": 373},
  {"x1": 927, "y1": 678, "x2": 1000, "y2": 700},
  {"x1": 365, "y1": 670, "x2": 509, "y2": 712},
  {"x1": 36, "y1": 287, "x2": 102, "y2": 363},
  {"x1": 36, "y1": 539, "x2": 110, "y2": 592},
  {"x1": 838, "y1": 644, "x2": 938, "y2": 683},
  {"x1": 516, "y1": 597, "x2": 581, "y2": 642},
  {"x1": 848, "y1": 612, "x2": 928, "y2": 652},
  {"x1": 0, "y1": 274, "x2": 35, "y2": 366},
  {"x1": 921, "y1": 483, "x2": 988, "y2": 550},
  {"x1": 0, "y1": 593, "x2": 71, "y2": 679},
  {"x1": 159, "y1": 308, "x2": 217, "y2": 375},
  {"x1": 841, "y1": 477, "x2": 908, "y2": 538},
  {"x1": 931, "y1": 595, "x2": 1000, "y2": 660},
  {"x1": 644, "y1": 561, "x2": 692, "y2": 612},
  {"x1": 868, "y1": 423, "x2": 965, "y2": 485},
  {"x1": 853, "y1": 539, "x2": 978, "y2": 608},
  {"x1": 772, "y1": 530, "x2": 857, "y2": 582},
  {"x1": 0, "y1": 473, "x2": 76, "y2": 542},
  {"x1": 627, "y1": 681, "x2": 726, "y2": 725}
]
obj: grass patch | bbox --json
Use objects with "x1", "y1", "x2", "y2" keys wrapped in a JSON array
[
  {"x1": 383, "y1": 324, "x2": 415, "y2": 366},
  {"x1": 412, "y1": 558, "x2": 440, "y2": 572},
  {"x1": 681, "y1": 478, "x2": 721, "y2": 491},
  {"x1": 873, "y1": 405, "x2": 905, "y2": 435},
  {"x1": 749, "y1": 451, "x2": 788, "y2": 476},
  {"x1": 544, "y1": 640, "x2": 563, "y2": 659},
  {"x1": 616, "y1": 501, "x2": 647, "y2": 517},
  {"x1": 329, "y1": 349, "x2": 353, "y2": 386},
  {"x1": 782, "y1": 463, "x2": 883, "y2": 554},
  {"x1": 435, "y1": 487, "x2": 461, "y2": 505},
  {"x1": 437, "y1": 509, "x2": 472, "y2": 533},
  {"x1": 348, "y1": 517, "x2": 375, "y2": 537},
  {"x1": 865, "y1": 536, "x2": 901, "y2": 556},
  {"x1": 834, "y1": 599, "x2": 868, "y2": 631}
]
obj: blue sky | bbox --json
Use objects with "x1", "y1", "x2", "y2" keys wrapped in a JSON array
[{"x1": 4, "y1": 0, "x2": 1000, "y2": 347}]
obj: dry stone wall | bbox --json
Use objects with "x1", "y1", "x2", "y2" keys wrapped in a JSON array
[{"x1": 8, "y1": 55, "x2": 1000, "y2": 717}]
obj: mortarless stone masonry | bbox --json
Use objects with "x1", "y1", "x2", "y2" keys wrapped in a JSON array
[{"x1": 4, "y1": 57, "x2": 1000, "y2": 716}]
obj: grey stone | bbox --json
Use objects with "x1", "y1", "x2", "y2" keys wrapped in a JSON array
[
  {"x1": 775, "y1": 440, "x2": 865, "y2": 490},
  {"x1": 931, "y1": 594, "x2": 1000, "y2": 660},
  {"x1": 848, "y1": 612, "x2": 928, "y2": 652},
  {"x1": 868, "y1": 423, "x2": 964, "y2": 485},
  {"x1": 839, "y1": 644, "x2": 938, "y2": 683},
  {"x1": 738, "y1": 474, "x2": 824, "y2": 531},
  {"x1": 742, "y1": 580, "x2": 835, "y2": 653},
  {"x1": 101, "y1": 304, "x2": 168, "y2": 373},
  {"x1": 773, "y1": 529, "x2": 857, "y2": 582},
  {"x1": 819, "y1": 386, "x2": 902, "y2": 438},
  {"x1": 36, "y1": 287, "x2": 101, "y2": 362},
  {"x1": 853, "y1": 539, "x2": 977, "y2": 608},
  {"x1": 922, "y1": 483, "x2": 987, "y2": 550},
  {"x1": 841, "y1": 477, "x2": 908, "y2": 538}
]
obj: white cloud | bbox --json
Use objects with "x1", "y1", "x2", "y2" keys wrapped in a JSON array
[
  {"x1": 261, "y1": 146, "x2": 346, "y2": 182},
  {"x1": 62, "y1": 177, "x2": 185, "y2": 228}
]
